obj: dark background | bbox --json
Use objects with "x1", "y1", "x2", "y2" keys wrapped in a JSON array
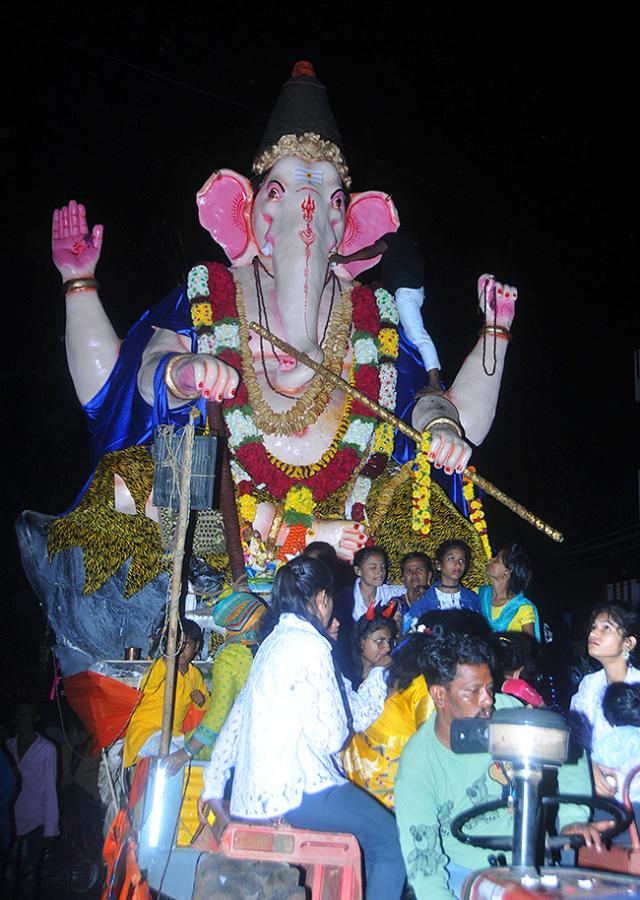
[{"x1": 2, "y1": 4, "x2": 639, "y2": 694}]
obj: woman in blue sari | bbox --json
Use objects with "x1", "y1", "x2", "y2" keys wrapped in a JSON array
[{"x1": 479, "y1": 542, "x2": 541, "y2": 640}]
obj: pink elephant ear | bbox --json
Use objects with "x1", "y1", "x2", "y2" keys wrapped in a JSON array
[
  {"x1": 339, "y1": 191, "x2": 400, "y2": 280},
  {"x1": 196, "y1": 169, "x2": 258, "y2": 267}
]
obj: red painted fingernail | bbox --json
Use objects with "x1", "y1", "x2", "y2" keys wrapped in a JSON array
[
  {"x1": 230, "y1": 388, "x2": 236, "y2": 397},
  {"x1": 203, "y1": 389, "x2": 210, "y2": 397},
  {"x1": 198, "y1": 381, "x2": 204, "y2": 389},
  {"x1": 217, "y1": 393, "x2": 223, "y2": 401},
  {"x1": 445, "y1": 467, "x2": 452, "y2": 475}
]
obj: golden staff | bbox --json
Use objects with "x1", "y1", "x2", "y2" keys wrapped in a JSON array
[{"x1": 249, "y1": 321, "x2": 563, "y2": 543}]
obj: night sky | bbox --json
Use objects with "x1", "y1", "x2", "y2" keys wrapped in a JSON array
[{"x1": 3, "y1": 5, "x2": 639, "y2": 656}]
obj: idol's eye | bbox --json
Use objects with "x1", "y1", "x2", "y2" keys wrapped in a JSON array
[
  {"x1": 266, "y1": 182, "x2": 284, "y2": 201},
  {"x1": 331, "y1": 191, "x2": 345, "y2": 210}
]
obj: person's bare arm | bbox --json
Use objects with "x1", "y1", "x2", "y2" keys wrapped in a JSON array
[
  {"x1": 330, "y1": 239, "x2": 387, "y2": 265},
  {"x1": 163, "y1": 737, "x2": 205, "y2": 777}
]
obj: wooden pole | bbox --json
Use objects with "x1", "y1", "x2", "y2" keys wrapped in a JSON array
[
  {"x1": 159, "y1": 409, "x2": 197, "y2": 757},
  {"x1": 207, "y1": 401, "x2": 247, "y2": 582},
  {"x1": 249, "y1": 321, "x2": 564, "y2": 543}
]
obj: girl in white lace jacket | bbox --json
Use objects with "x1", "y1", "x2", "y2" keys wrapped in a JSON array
[{"x1": 199, "y1": 556, "x2": 407, "y2": 900}]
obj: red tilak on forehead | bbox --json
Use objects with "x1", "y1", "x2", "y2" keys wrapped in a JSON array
[
  {"x1": 301, "y1": 194, "x2": 316, "y2": 222},
  {"x1": 299, "y1": 194, "x2": 317, "y2": 306}
]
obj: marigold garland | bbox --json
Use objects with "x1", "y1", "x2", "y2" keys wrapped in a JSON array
[
  {"x1": 278, "y1": 524, "x2": 308, "y2": 560},
  {"x1": 411, "y1": 433, "x2": 432, "y2": 536},
  {"x1": 283, "y1": 485, "x2": 315, "y2": 526},
  {"x1": 371, "y1": 422, "x2": 395, "y2": 457},
  {"x1": 190, "y1": 301, "x2": 213, "y2": 328},
  {"x1": 378, "y1": 327, "x2": 399, "y2": 359},
  {"x1": 462, "y1": 467, "x2": 492, "y2": 559},
  {"x1": 239, "y1": 493, "x2": 258, "y2": 524}
]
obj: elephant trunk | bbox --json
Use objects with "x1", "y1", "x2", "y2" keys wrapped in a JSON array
[{"x1": 269, "y1": 192, "x2": 336, "y2": 389}]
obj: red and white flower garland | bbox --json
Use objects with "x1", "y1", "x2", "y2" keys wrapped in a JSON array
[
  {"x1": 187, "y1": 264, "x2": 393, "y2": 545},
  {"x1": 345, "y1": 288, "x2": 400, "y2": 523}
]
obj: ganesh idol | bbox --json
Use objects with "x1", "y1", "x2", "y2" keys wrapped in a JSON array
[{"x1": 17, "y1": 63, "x2": 518, "y2": 665}]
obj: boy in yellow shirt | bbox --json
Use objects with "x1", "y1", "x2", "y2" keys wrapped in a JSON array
[{"x1": 124, "y1": 620, "x2": 209, "y2": 766}]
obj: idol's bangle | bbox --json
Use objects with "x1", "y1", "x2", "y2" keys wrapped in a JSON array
[
  {"x1": 183, "y1": 737, "x2": 196, "y2": 757},
  {"x1": 425, "y1": 416, "x2": 464, "y2": 437},
  {"x1": 164, "y1": 354, "x2": 201, "y2": 402},
  {"x1": 481, "y1": 323, "x2": 511, "y2": 334},
  {"x1": 63, "y1": 277, "x2": 99, "y2": 295},
  {"x1": 480, "y1": 325, "x2": 512, "y2": 342}
]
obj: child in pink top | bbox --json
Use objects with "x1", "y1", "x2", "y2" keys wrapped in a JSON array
[{"x1": 494, "y1": 631, "x2": 546, "y2": 707}]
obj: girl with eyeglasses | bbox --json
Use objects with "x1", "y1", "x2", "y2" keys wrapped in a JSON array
[
  {"x1": 342, "y1": 605, "x2": 434, "y2": 811},
  {"x1": 351, "y1": 604, "x2": 398, "y2": 686},
  {"x1": 332, "y1": 545, "x2": 403, "y2": 680}
]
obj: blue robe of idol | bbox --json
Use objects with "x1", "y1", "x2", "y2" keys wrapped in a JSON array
[{"x1": 78, "y1": 279, "x2": 469, "y2": 515}]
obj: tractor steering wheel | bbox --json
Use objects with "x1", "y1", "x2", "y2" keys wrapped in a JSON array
[{"x1": 450, "y1": 794, "x2": 629, "y2": 852}]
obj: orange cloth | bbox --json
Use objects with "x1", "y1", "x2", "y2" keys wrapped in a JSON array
[
  {"x1": 123, "y1": 659, "x2": 209, "y2": 767},
  {"x1": 102, "y1": 809, "x2": 150, "y2": 900},
  {"x1": 182, "y1": 702, "x2": 206, "y2": 734},
  {"x1": 64, "y1": 671, "x2": 141, "y2": 756}
]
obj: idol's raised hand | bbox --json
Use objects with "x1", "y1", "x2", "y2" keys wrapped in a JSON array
[{"x1": 52, "y1": 200, "x2": 103, "y2": 280}]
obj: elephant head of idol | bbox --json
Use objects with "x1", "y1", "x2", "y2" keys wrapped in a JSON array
[{"x1": 196, "y1": 62, "x2": 399, "y2": 389}]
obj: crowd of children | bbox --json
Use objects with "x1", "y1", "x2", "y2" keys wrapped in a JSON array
[
  {"x1": 124, "y1": 538, "x2": 640, "y2": 896},
  {"x1": 4, "y1": 536, "x2": 640, "y2": 899},
  {"x1": 120, "y1": 539, "x2": 640, "y2": 888}
]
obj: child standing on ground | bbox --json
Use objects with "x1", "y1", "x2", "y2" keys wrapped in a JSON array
[{"x1": 124, "y1": 619, "x2": 209, "y2": 766}]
